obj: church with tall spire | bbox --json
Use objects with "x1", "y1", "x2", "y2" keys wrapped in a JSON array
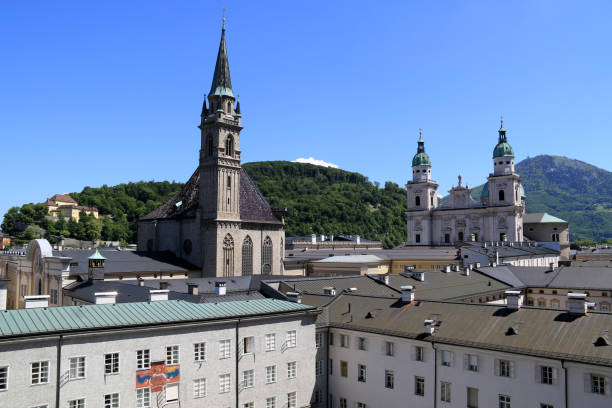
[
  {"x1": 138, "y1": 22, "x2": 285, "y2": 276},
  {"x1": 405, "y1": 120, "x2": 526, "y2": 246}
]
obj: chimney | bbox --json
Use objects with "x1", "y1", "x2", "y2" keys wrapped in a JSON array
[
  {"x1": 412, "y1": 271, "x2": 425, "y2": 281},
  {"x1": 484, "y1": 242, "x2": 487, "y2": 248},
  {"x1": 356, "y1": 235, "x2": 361, "y2": 244},
  {"x1": 443, "y1": 265, "x2": 451, "y2": 273},
  {"x1": 311, "y1": 234, "x2": 316, "y2": 244},
  {"x1": 323, "y1": 286, "x2": 336, "y2": 296},
  {"x1": 215, "y1": 281, "x2": 227, "y2": 296},
  {"x1": 462, "y1": 267, "x2": 470, "y2": 276},
  {"x1": 505, "y1": 290, "x2": 522, "y2": 309},
  {"x1": 187, "y1": 283, "x2": 199, "y2": 296},
  {"x1": 568, "y1": 293, "x2": 587, "y2": 315},
  {"x1": 378, "y1": 274, "x2": 390, "y2": 285},
  {"x1": 549, "y1": 262, "x2": 556, "y2": 271},
  {"x1": 424, "y1": 319, "x2": 435, "y2": 335},
  {"x1": 286, "y1": 291, "x2": 302, "y2": 303},
  {"x1": 24, "y1": 295, "x2": 50, "y2": 309},
  {"x1": 94, "y1": 291, "x2": 117, "y2": 305},
  {"x1": 149, "y1": 289, "x2": 169, "y2": 302},
  {"x1": 159, "y1": 281, "x2": 169, "y2": 290},
  {"x1": 0, "y1": 277, "x2": 9, "y2": 311},
  {"x1": 401, "y1": 285, "x2": 415, "y2": 303},
  {"x1": 491, "y1": 261, "x2": 497, "y2": 268},
  {"x1": 137, "y1": 278, "x2": 144, "y2": 287},
  {"x1": 495, "y1": 250, "x2": 500, "y2": 265}
]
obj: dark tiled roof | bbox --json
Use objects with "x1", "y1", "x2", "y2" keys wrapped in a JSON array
[
  {"x1": 326, "y1": 294, "x2": 612, "y2": 366},
  {"x1": 140, "y1": 168, "x2": 282, "y2": 224},
  {"x1": 124, "y1": 275, "x2": 290, "y2": 294}
]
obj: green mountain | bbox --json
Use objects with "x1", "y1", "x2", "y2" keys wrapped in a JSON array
[{"x1": 3, "y1": 156, "x2": 609, "y2": 247}]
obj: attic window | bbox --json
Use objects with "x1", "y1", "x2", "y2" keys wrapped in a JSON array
[
  {"x1": 594, "y1": 337, "x2": 611, "y2": 347},
  {"x1": 505, "y1": 327, "x2": 519, "y2": 336}
]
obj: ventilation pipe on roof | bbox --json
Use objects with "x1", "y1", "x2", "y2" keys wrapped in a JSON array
[
  {"x1": 549, "y1": 262, "x2": 556, "y2": 271},
  {"x1": 505, "y1": 290, "x2": 522, "y2": 310},
  {"x1": 495, "y1": 250, "x2": 500, "y2": 265},
  {"x1": 491, "y1": 261, "x2": 497, "y2": 268},
  {"x1": 424, "y1": 319, "x2": 435, "y2": 335},
  {"x1": 94, "y1": 291, "x2": 117, "y2": 305},
  {"x1": 159, "y1": 281, "x2": 169, "y2": 290},
  {"x1": 286, "y1": 292, "x2": 302, "y2": 303},
  {"x1": 475, "y1": 262, "x2": 481, "y2": 268},
  {"x1": 149, "y1": 289, "x2": 169, "y2": 302},
  {"x1": 137, "y1": 278, "x2": 144, "y2": 287},
  {"x1": 401, "y1": 285, "x2": 415, "y2": 303},
  {"x1": 568, "y1": 293, "x2": 587, "y2": 315},
  {"x1": 24, "y1": 295, "x2": 50, "y2": 309},
  {"x1": 462, "y1": 267, "x2": 470, "y2": 276},
  {"x1": 187, "y1": 283, "x2": 199, "y2": 296},
  {"x1": 378, "y1": 274, "x2": 390, "y2": 285},
  {"x1": 412, "y1": 271, "x2": 425, "y2": 282},
  {"x1": 215, "y1": 281, "x2": 227, "y2": 296}
]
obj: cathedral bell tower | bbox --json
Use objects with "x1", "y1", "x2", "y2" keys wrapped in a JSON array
[{"x1": 199, "y1": 20, "x2": 243, "y2": 221}]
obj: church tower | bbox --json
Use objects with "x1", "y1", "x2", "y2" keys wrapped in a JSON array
[
  {"x1": 199, "y1": 22, "x2": 242, "y2": 221},
  {"x1": 406, "y1": 130, "x2": 438, "y2": 245}
]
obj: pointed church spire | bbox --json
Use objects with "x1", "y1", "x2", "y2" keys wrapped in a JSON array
[
  {"x1": 201, "y1": 93, "x2": 208, "y2": 116},
  {"x1": 209, "y1": 21, "x2": 234, "y2": 98},
  {"x1": 235, "y1": 95, "x2": 241, "y2": 115}
]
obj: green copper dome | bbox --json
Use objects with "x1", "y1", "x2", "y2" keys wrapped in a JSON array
[
  {"x1": 480, "y1": 181, "x2": 489, "y2": 200},
  {"x1": 493, "y1": 142, "x2": 514, "y2": 158},
  {"x1": 412, "y1": 134, "x2": 431, "y2": 166}
]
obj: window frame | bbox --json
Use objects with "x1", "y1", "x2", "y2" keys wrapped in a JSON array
[
  {"x1": 358, "y1": 364, "x2": 366, "y2": 383},
  {"x1": 104, "y1": 392, "x2": 120, "y2": 408},
  {"x1": 219, "y1": 373, "x2": 232, "y2": 394},
  {"x1": 104, "y1": 352, "x2": 120, "y2": 375},
  {"x1": 286, "y1": 330, "x2": 297, "y2": 348},
  {"x1": 193, "y1": 377, "x2": 207, "y2": 398},
  {"x1": 441, "y1": 381, "x2": 451, "y2": 402},
  {"x1": 265, "y1": 365, "x2": 277, "y2": 384},
  {"x1": 287, "y1": 361, "x2": 297, "y2": 379},
  {"x1": 265, "y1": 333, "x2": 276, "y2": 352},
  {"x1": 415, "y1": 376, "x2": 425, "y2": 396},
  {"x1": 166, "y1": 345, "x2": 180, "y2": 365},
  {"x1": 136, "y1": 387, "x2": 151, "y2": 408},
  {"x1": 219, "y1": 339, "x2": 231, "y2": 359},
  {"x1": 137, "y1": 349, "x2": 150, "y2": 370},
  {"x1": 30, "y1": 360, "x2": 50, "y2": 385},
  {"x1": 385, "y1": 369, "x2": 394, "y2": 389},
  {"x1": 243, "y1": 369, "x2": 254, "y2": 388},
  {"x1": 68, "y1": 356, "x2": 86, "y2": 380},
  {"x1": 0, "y1": 365, "x2": 8, "y2": 391},
  {"x1": 194, "y1": 342, "x2": 207, "y2": 362}
]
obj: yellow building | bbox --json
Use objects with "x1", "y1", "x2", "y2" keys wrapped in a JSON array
[{"x1": 44, "y1": 193, "x2": 99, "y2": 221}]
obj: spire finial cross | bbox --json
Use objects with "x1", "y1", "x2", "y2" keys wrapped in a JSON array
[
  {"x1": 222, "y1": 8, "x2": 226, "y2": 27},
  {"x1": 419, "y1": 128, "x2": 422, "y2": 137},
  {"x1": 500, "y1": 115, "x2": 504, "y2": 127}
]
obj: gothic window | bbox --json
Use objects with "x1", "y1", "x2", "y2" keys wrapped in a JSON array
[
  {"x1": 207, "y1": 134, "x2": 214, "y2": 156},
  {"x1": 225, "y1": 136, "x2": 234, "y2": 157},
  {"x1": 499, "y1": 190, "x2": 505, "y2": 201},
  {"x1": 223, "y1": 234, "x2": 235, "y2": 277},
  {"x1": 37, "y1": 278, "x2": 42, "y2": 295},
  {"x1": 227, "y1": 101, "x2": 232, "y2": 112},
  {"x1": 430, "y1": 195, "x2": 434, "y2": 206},
  {"x1": 415, "y1": 196, "x2": 421, "y2": 207},
  {"x1": 262, "y1": 236, "x2": 273, "y2": 275},
  {"x1": 242, "y1": 236, "x2": 253, "y2": 276},
  {"x1": 227, "y1": 175, "x2": 232, "y2": 189}
]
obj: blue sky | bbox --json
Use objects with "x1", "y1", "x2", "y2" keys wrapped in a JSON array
[{"x1": 1, "y1": 1, "x2": 611, "y2": 219}]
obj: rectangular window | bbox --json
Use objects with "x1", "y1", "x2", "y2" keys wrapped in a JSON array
[
  {"x1": 287, "y1": 361, "x2": 297, "y2": 379},
  {"x1": 219, "y1": 340, "x2": 231, "y2": 359},
  {"x1": 499, "y1": 394, "x2": 511, "y2": 408},
  {"x1": 166, "y1": 383, "x2": 179, "y2": 403},
  {"x1": 467, "y1": 387, "x2": 479, "y2": 408},
  {"x1": 441, "y1": 350, "x2": 452, "y2": 367},
  {"x1": 358, "y1": 364, "x2": 366, "y2": 382},
  {"x1": 385, "y1": 341, "x2": 394, "y2": 356},
  {"x1": 415, "y1": 234, "x2": 421, "y2": 243},
  {"x1": 340, "y1": 361, "x2": 348, "y2": 378},
  {"x1": 286, "y1": 330, "x2": 297, "y2": 348},
  {"x1": 329, "y1": 359, "x2": 333, "y2": 375},
  {"x1": 243, "y1": 369, "x2": 254, "y2": 388},
  {"x1": 415, "y1": 346, "x2": 424, "y2": 362},
  {"x1": 358, "y1": 337, "x2": 367, "y2": 351},
  {"x1": 166, "y1": 345, "x2": 179, "y2": 365},
  {"x1": 265, "y1": 333, "x2": 276, "y2": 351},
  {"x1": 219, "y1": 373, "x2": 231, "y2": 393},
  {"x1": 467, "y1": 354, "x2": 478, "y2": 372},
  {"x1": 194, "y1": 342, "x2": 207, "y2": 362},
  {"x1": 136, "y1": 388, "x2": 150, "y2": 408},
  {"x1": 540, "y1": 404, "x2": 553, "y2": 408},
  {"x1": 265, "y1": 365, "x2": 276, "y2": 384},
  {"x1": 68, "y1": 399, "x2": 85, "y2": 408},
  {"x1": 137, "y1": 349, "x2": 150, "y2": 369},
  {"x1": 357, "y1": 403, "x2": 367, "y2": 408},
  {"x1": 50, "y1": 289, "x2": 58, "y2": 305},
  {"x1": 441, "y1": 381, "x2": 451, "y2": 402},
  {"x1": 541, "y1": 366, "x2": 553, "y2": 385},
  {"x1": 266, "y1": 397, "x2": 276, "y2": 408},
  {"x1": 0, "y1": 366, "x2": 7, "y2": 390},
  {"x1": 316, "y1": 360, "x2": 324, "y2": 376},
  {"x1": 69, "y1": 357, "x2": 86, "y2": 380},
  {"x1": 385, "y1": 370, "x2": 394, "y2": 389},
  {"x1": 287, "y1": 392, "x2": 297, "y2": 408},
  {"x1": 591, "y1": 374, "x2": 605, "y2": 395},
  {"x1": 31, "y1": 361, "x2": 50, "y2": 384},
  {"x1": 415, "y1": 376, "x2": 425, "y2": 396},
  {"x1": 243, "y1": 337, "x2": 255, "y2": 355},
  {"x1": 445, "y1": 233, "x2": 450, "y2": 243},
  {"x1": 339, "y1": 397, "x2": 347, "y2": 408},
  {"x1": 340, "y1": 334, "x2": 349, "y2": 348},
  {"x1": 316, "y1": 332, "x2": 323, "y2": 348},
  {"x1": 243, "y1": 403, "x2": 254, "y2": 408},
  {"x1": 193, "y1": 378, "x2": 207, "y2": 398},
  {"x1": 498, "y1": 359, "x2": 510, "y2": 377},
  {"x1": 104, "y1": 353, "x2": 119, "y2": 374},
  {"x1": 104, "y1": 393, "x2": 119, "y2": 408},
  {"x1": 313, "y1": 390, "x2": 323, "y2": 404}
]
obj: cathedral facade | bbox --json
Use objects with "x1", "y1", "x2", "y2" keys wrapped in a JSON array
[
  {"x1": 405, "y1": 122, "x2": 525, "y2": 246},
  {"x1": 138, "y1": 24, "x2": 285, "y2": 276}
]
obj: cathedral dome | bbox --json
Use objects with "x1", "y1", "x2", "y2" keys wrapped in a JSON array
[
  {"x1": 480, "y1": 181, "x2": 489, "y2": 201},
  {"x1": 493, "y1": 141, "x2": 514, "y2": 158},
  {"x1": 412, "y1": 152, "x2": 431, "y2": 166}
]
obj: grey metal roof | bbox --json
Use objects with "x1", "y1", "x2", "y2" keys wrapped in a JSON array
[
  {"x1": 0, "y1": 299, "x2": 314, "y2": 339},
  {"x1": 285, "y1": 248, "x2": 460, "y2": 262},
  {"x1": 125, "y1": 275, "x2": 289, "y2": 294},
  {"x1": 269, "y1": 275, "x2": 401, "y2": 299},
  {"x1": 523, "y1": 213, "x2": 568, "y2": 224},
  {"x1": 462, "y1": 242, "x2": 558, "y2": 259},
  {"x1": 312, "y1": 255, "x2": 384, "y2": 264},
  {"x1": 326, "y1": 294, "x2": 612, "y2": 366}
]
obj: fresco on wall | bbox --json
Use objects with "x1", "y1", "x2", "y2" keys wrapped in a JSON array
[{"x1": 136, "y1": 361, "x2": 180, "y2": 392}]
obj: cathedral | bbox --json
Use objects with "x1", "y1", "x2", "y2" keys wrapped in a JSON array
[
  {"x1": 405, "y1": 121, "x2": 525, "y2": 246},
  {"x1": 138, "y1": 23, "x2": 285, "y2": 276}
]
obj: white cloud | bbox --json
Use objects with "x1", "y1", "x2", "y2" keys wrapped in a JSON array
[{"x1": 293, "y1": 157, "x2": 339, "y2": 169}]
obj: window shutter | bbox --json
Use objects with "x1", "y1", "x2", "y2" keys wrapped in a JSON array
[
  {"x1": 165, "y1": 383, "x2": 179, "y2": 402},
  {"x1": 510, "y1": 361, "x2": 516, "y2": 378},
  {"x1": 494, "y1": 359, "x2": 500, "y2": 376},
  {"x1": 584, "y1": 373, "x2": 591, "y2": 393},
  {"x1": 552, "y1": 368, "x2": 559, "y2": 385},
  {"x1": 463, "y1": 354, "x2": 469, "y2": 371}
]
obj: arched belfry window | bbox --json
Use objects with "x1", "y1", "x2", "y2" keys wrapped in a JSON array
[
  {"x1": 223, "y1": 234, "x2": 235, "y2": 277},
  {"x1": 262, "y1": 236, "x2": 273, "y2": 275},
  {"x1": 242, "y1": 236, "x2": 253, "y2": 276},
  {"x1": 207, "y1": 134, "x2": 214, "y2": 156},
  {"x1": 227, "y1": 101, "x2": 232, "y2": 112},
  {"x1": 415, "y1": 196, "x2": 421, "y2": 207},
  {"x1": 225, "y1": 136, "x2": 234, "y2": 157},
  {"x1": 499, "y1": 190, "x2": 505, "y2": 201}
]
